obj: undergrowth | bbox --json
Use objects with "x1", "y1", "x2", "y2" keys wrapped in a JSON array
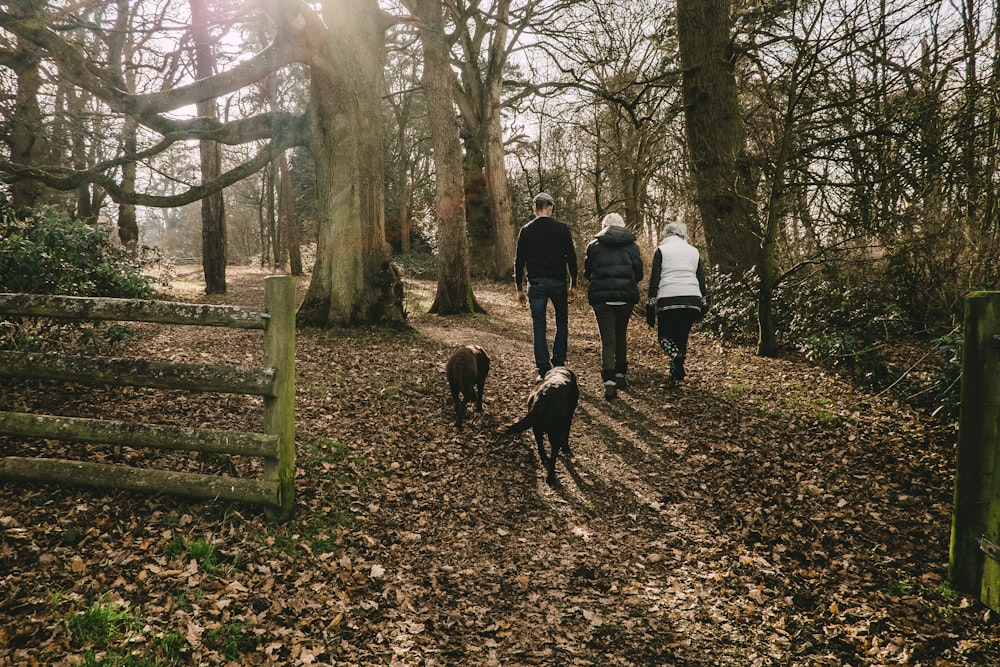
[{"x1": 702, "y1": 266, "x2": 961, "y2": 421}]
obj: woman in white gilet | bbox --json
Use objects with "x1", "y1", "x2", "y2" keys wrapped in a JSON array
[{"x1": 645, "y1": 222, "x2": 708, "y2": 387}]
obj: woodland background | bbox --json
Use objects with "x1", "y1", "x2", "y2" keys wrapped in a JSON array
[{"x1": 1, "y1": 0, "x2": 998, "y2": 353}]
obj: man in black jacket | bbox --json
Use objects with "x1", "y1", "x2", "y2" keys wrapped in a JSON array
[{"x1": 514, "y1": 193, "x2": 578, "y2": 381}]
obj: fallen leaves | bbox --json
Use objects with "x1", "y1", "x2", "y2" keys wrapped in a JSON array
[{"x1": 0, "y1": 272, "x2": 998, "y2": 665}]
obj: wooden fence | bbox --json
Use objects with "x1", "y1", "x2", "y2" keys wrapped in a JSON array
[
  {"x1": 950, "y1": 291, "x2": 1000, "y2": 611},
  {"x1": 0, "y1": 275, "x2": 295, "y2": 518}
]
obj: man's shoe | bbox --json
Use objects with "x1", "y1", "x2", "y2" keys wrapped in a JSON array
[
  {"x1": 603, "y1": 380, "x2": 617, "y2": 400},
  {"x1": 614, "y1": 373, "x2": 627, "y2": 390}
]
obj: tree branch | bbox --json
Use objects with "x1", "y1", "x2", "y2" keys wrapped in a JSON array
[{"x1": 0, "y1": 116, "x2": 306, "y2": 207}]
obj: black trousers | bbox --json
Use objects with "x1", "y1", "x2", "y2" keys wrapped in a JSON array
[
  {"x1": 656, "y1": 308, "x2": 698, "y2": 357},
  {"x1": 591, "y1": 302, "x2": 632, "y2": 381}
]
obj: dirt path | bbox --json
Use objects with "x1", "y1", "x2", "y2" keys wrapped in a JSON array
[
  {"x1": 1, "y1": 269, "x2": 997, "y2": 666},
  {"x1": 362, "y1": 278, "x2": 992, "y2": 665}
]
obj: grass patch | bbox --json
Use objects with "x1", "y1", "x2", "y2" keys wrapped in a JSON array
[
  {"x1": 151, "y1": 630, "x2": 186, "y2": 662},
  {"x1": 185, "y1": 538, "x2": 220, "y2": 572},
  {"x1": 724, "y1": 382, "x2": 751, "y2": 399},
  {"x1": 265, "y1": 503, "x2": 353, "y2": 557},
  {"x1": 81, "y1": 650, "x2": 164, "y2": 666},
  {"x1": 66, "y1": 595, "x2": 140, "y2": 646},
  {"x1": 381, "y1": 385, "x2": 403, "y2": 399},
  {"x1": 205, "y1": 621, "x2": 254, "y2": 659},
  {"x1": 165, "y1": 535, "x2": 186, "y2": 560},
  {"x1": 164, "y1": 536, "x2": 224, "y2": 573},
  {"x1": 303, "y1": 438, "x2": 372, "y2": 483},
  {"x1": 174, "y1": 588, "x2": 205, "y2": 612},
  {"x1": 886, "y1": 577, "x2": 912, "y2": 597}
]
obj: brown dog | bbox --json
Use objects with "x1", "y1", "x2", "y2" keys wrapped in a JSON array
[
  {"x1": 500, "y1": 367, "x2": 579, "y2": 485},
  {"x1": 446, "y1": 345, "x2": 490, "y2": 429}
]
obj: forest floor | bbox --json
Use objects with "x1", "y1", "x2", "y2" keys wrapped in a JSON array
[{"x1": 1, "y1": 265, "x2": 999, "y2": 666}]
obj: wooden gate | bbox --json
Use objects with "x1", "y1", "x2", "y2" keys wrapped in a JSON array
[
  {"x1": 949, "y1": 291, "x2": 1000, "y2": 610},
  {"x1": 0, "y1": 275, "x2": 295, "y2": 519}
]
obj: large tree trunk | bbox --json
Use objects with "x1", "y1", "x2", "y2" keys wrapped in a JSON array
[
  {"x1": 623, "y1": 164, "x2": 642, "y2": 230},
  {"x1": 676, "y1": 0, "x2": 758, "y2": 276},
  {"x1": 266, "y1": 160, "x2": 279, "y2": 266},
  {"x1": 481, "y1": 0, "x2": 514, "y2": 281},
  {"x1": 64, "y1": 86, "x2": 96, "y2": 223},
  {"x1": 190, "y1": 0, "x2": 227, "y2": 294},
  {"x1": 462, "y1": 133, "x2": 493, "y2": 275},
  {"x1": 412, "y1": 0, "x2": 479, "y2": 315},
  {"x1": 277, "y1": 151, "x2": 302, "y2": 275},
  {"x1": 118, "y1": 116, "x2": 139, "y2": 247},
  {"x1": 296, "y1": 0, "x2": 405, "y2": 328},
  {"x1": 8, "y1": 15, "x2": 48, "y2": 210},
  {"x1": 109, "y1": 0, "x2": 138, "y2": 246},
  {"x1": 483, "y1": 109, "x2": 514, "y2": 280},
  {"x1": 453, "y1": 0, "x2": 514, "y2": 282}
]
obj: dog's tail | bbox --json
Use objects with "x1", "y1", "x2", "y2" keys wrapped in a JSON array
[
  {"x1": 494, "y1": 395, "x2": 548, "y2": 445},
  {"x1": 494, "y1": 416, "x2": 531, "y2": 446},
  {"x1": 502, "y1": 413, "x2": 535, "y2": 436}
]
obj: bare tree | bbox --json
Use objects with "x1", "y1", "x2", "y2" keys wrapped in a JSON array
[
  {"x1": 403, "y1": 0, "x2": 480, "y2": 314},
  {"x1": 450, "y1": 0, "x2": 520, "y2": 280},
  {"x1": 189, "y1": 0, "x2": 227, "y2": 293},
  {"x1": 384, "y1": 30, "x2": 432, "y2": 256},
  {"x1": 676, "y1": 0, "x2": 758, "y2": 278},
  {"x1": 2, "y1": 0, "x2": 50, "y2": 209},
  {"x1": 539, "y1": 1, "x2": 682, "y2": 231},
  {"x1": 0, "y1": 0, "x2": 405, "y2": 327}
]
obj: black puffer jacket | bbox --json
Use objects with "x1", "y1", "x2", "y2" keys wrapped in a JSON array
[{"x1": 584, "y1": 225, "x2": 644, "y2": 305}]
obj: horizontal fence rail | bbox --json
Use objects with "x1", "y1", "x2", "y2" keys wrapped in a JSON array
[
  {"x1": 0, "y1": 293, "x2": 270, "y2": 329},
  {"x1": 0, "y1": 351, "x2": 277, "y2": 395},
  {"x1": 0, "y1": 275, "x2": 295, "y2": 518}
]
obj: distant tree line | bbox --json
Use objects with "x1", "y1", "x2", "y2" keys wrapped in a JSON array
[{"x1": 1, "y1": 0, "x2": 997, "y2": 360}]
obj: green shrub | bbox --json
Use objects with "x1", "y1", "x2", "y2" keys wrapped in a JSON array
[
  {"x1": 930, "y1": 328, "x2": 962, "y2": 421},
  {"x1": 693, "y1": 262, "x2": 964, "y2": 416},
  {"x1": 0, "y1": 193, "x2": 159, "y2": 351},
  {"x1": 699, "y1": 266, "x2": 759, "y2": 346},
  {"x1": 701, "y1": 267, "x2": 908, "y2": 384},
  {"x1": 779, "y1": 277, "x2": 908, "y2": 384},
  {"x1": 394, "y1": 251, "x2": 437, "y2": 280},
  {"x1": 0, "y1": 195, "x2": 156, "y2": 298}
]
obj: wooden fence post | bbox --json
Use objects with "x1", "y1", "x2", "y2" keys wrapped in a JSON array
[
  {"x1": 262, "y1": 275, "x2": 296, "y2": 519},
  {"x1": 949, "y1": 291, "x2": 1000, "y2": 609}
]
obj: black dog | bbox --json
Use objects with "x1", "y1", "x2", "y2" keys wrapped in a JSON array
[
  {"x1": 446, "y1": 345, "x2": 490, "y2": 429},
  {"x1": 500, "y1": 367, "x2": 579, "y2": 485}
]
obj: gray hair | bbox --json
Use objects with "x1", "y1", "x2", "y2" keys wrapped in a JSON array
[
  {"x1": 601, "y1": 212, "x2": 625, "y2": 229},
  {"x1": 663, "y1": 221, "x2": 688, "y2": 241}
]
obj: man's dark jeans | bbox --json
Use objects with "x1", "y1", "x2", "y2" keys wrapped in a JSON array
[{"x1": 527, "y1": 278, "x2": 569, "y2": 373}]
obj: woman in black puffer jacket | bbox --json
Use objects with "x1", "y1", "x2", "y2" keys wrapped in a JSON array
[{"x1": 584, "y1": 213, "x2": 644, "y2": 400}]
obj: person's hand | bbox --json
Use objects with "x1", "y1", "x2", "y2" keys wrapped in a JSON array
[
  {"x1": 567, "y1": 287, "x2": 577, "y2": 304},
  {"x1": 645, "y1": 298, "x2": 656, "y2": 328},
  {"x1": 516, "y1": 290, "x2": 527, "y2": 306}
]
